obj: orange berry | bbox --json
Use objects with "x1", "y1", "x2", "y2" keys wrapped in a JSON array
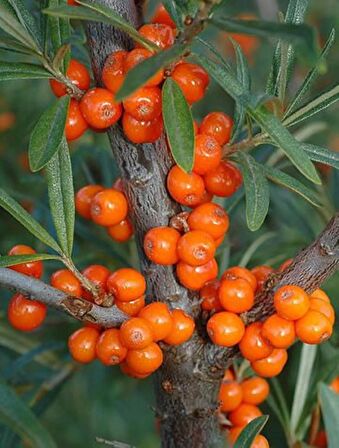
[
  {"x1": 139, "y1": 302, "x2": 173, "y2": 341},
  {"x1": 223, "y1": 368, "x2": 235, "y2": 381},
  {"x1": 151, "y1": 4, "x2": 176, "y2": 28},
  {"x1": 199, "y1": 112, "x2": 233, "y2": 146},
  {"x1": 122, "y1": 112, "x2": 163, "y2": 144},
  {"x1": 120, "y1": 317, "x2": 154, "y2": 349},
  {"x1": 65, "y1": 99, "x2": 88, "y2": 141},
  {"x1": 252, "y1": 435, "x2": 270, "y2": 448},
  {"x1": 8, "y1": 293, "x2": 47, "y2": 332},
  {"x1": 126, "y1": 341, "x2": 163, "y2": 374},
  {"x1": 124, "y1": 48, "x2": 164, "y2": 87},
  {"x1": 115, "y1": 296, "x2": 145, "y2": 316},
  {"x1": 274, "y1": 285, "x2": 310, "y2": 320},
  {"x1": 311, "y1": 289, "x2": 330, "y2": 303},
  {"x1": 8, "y1": 244, "x2": 43, "y2": 278},
  {"x1": 204, "y1": 161, "x2": 242, "y2": 197},
  {"x1": 310, "y1": 298, "x2": 335, "y2": 325},
  {"x1": 177, "y1": 230, "x2": 216, "y2": 266},
  {"x1": 107, "y1": 218, "x2": 134, "y2": 242},
  {"x1": 191, "y1": 189, "x2": 214, "y2": 208},
  {"x1": 68, "y1": 0, "x2": 77, "y2": 4},
  {"x1": 193, "y1": 134, "x2": 222, "y2": 175},
  {"x1": 222, "y1": 266, "x2": 257, "y2": 292},
  {"x1": 102, "y1": 50, "x2": 128, "y2": 94},
  {"x1": 68, "y1": 327, "x2": 100, "y2": 363},
  {"x1": 219, "y1": 278, "x2": 255, "y2": 313},
  {"x1": 200, "y1": 280, "x2": 223, "y2": 312},
  {"x1": 171, "y1": 63, "x2": 209, "y2": 104},
  {"x1": 219, "y1": 381, "x2": 243, "y2": 412},
  {"x1": 261, "y1": 314, "x2": 296, "y2": 348},
  {"x1": 163, "y1": 309, "x2": 195, "y2": 345},
  {"x1": 228, "y1": 426, "x2": 244, "y2": 445},
  {"x1": 50, "y1": 269, "x2": 83, "y2": 297},
  {"x1": 239, "y1": 322, "x2": 273, "y2": 362},
  {"x1": 90, "y1": 188, "x2": 128, "y2": 227},
  {"x1": 49, "y1": 59, "x2": 90, "y2": 97},
  {"x1": 207, "y1": 311, "x2": 245, "y2": 347},
  {"x1": 295, "y1": 310, "x2": 333, "y2": 344},
  {"x1": 188, "y1": 202, "x2": 229, "y2": 239},
  {"x1": 82, "y1": 264, "x2": 110, "y2": 302},
  {"x1": 137, "y1": 23, "x2": 174, "y2": 49},
  {"x1": 96, "y1": 328, "x2": 127, "y2": 365},
  {"x1": 251, "y1": 348, "x2": 288, "y2": 378},
  {"x1": 120, "y1": 361, "x2": 151, "y2": 379},
  {"x1": 75, "y1": 184, "x2": 104, "y2": 219},
  {"x1": 176, "y1": 258, "x2": 218, "y2": 290},
  {"x1": 241, "y1": 377, "x2": 270, "y2": 405},
  {"x1": 251, "y1": 265, "x2": 273, "y2": 291},
  {"x1": 167, "y1": 165, "x2": 205, "y2": 207},
  {"x1": 80, "y1": 88, "x2": 122, "y2": 129},
  {"x1": 229, "y1": 403, "x2": 262, "y2": 427},
  {"x1": 215, "y1": 235, "x2": 224, "y2": 247},
  {"x1": 330, "y1": 376, "x2": 339, "y2": 394},
  {"x1": 229, "y1": 429, "x2": 269, "y2": 448},
  {"x1": 123, "y1": 86, "x2": 162, "y2": 121},
  {"x1": 107, "y1": 268, "x2": 146, "y2": 302},
  {"x1": 143, "y1": 226, "x2": 180, "y2": 265}
]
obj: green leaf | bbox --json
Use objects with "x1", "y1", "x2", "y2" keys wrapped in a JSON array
[
  {"x1": 44, "y1": 2, "x2": 158, "y2": 52},
  {"x1": 0, "y1": 254, "x2": 61, "y2": 268},
  {"x1": 45, "y1": 139, "x2": 75, "y2": 256},
  {"x1": 162, "y1": 0, "x2": 184, "y2": 30},
  {"x1": 302, "y1": 143, "x2": 339, "y2": 170},
  {"x1": 29, "y1": 96, "x2": 70, "y2": 172},
  {"x1": 234, "y1": 416, "x2": 269, "y2": 448},
  {"x1": 162, "y1": 78, "x2": 195, "y2": 172},
  {"x1": 0, "y1": 189, "x2": 61, "y2": 252},
  {"x1": 0, "y1": 379, "x2": 57, "y2": 448},
  {"x1": 7, "y1": 0, "x2": 43, "y2": 49},
  {"x1": 233, "y1": 152, "x2": 270, "y2": 231},
  {"x1": 116, "y1": 44, "x2": 187, "y2": 101},
  {"x1": 48, "y1": 0, "x2": 71, "y2": 73},
  {"x1": 319, "y1": 383, "x2": 339, "y2": 448},
  {"x1": 0, "y1": 62, "x2": 51, "y2": 81},
  {"x1": 263, "y1": 165, "x2": 321, "y2": 207}
]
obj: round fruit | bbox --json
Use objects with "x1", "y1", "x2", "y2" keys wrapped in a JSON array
[
  {"x1": 82, "y1": 264, "x2": 110, "y2": 302},
  {"x1": 139, "y1": 302, "x2": 173, "y2": 341},
  {"x1": 80, "y1": 88, "x2": 122, "y2": 129},
  {"x1": 68, "y1": 327, "x2": 100, "y2": 363},
  {"x1": 107, "y1": 268, "x2": 146, "y2": 302},
  {"x1": 50, "y1": 59, "x2": 90, "y2": 97},
  {"x1": 261, "y1": 314, "x2": 296, "y2": 349},
  {"x1": 122, "y1": 112, "x2": 163, "y2": 144},
  {"x1": 204, "y1": 161, "x2": 242, "y2": 197},
  {"x1": 188, "y1": 202, "x2": 229, "y2": 239},
  {"x1": 239, "y1": 322, "x2": 273, "y2": 362},
  {"x1": 120, "y1": 317, "x2": 154, "y2": 349},
  {"x1": 167, "y1": 165, "x2": 205, "y2": 207},
  {"x1": 123, "y1": 86, "x2": 162, "y2": 121},
  {"x1": 151, "y1": 4, "x2": 176, "y2": 28},
  {"x1": 163, "y1": 309, "x2": 195, "y2": 345},
  {"x1": 50, "y1": 269, "x2": 83, "y2": 297},
  {"x1": 200, "y1": 280, "x2": 222, "y2": 312},
  {"x1": 310, "y1": 289, "x2": 330, "y2": 303},
  {"x1": 251, "y1": 265, "x2": 273, "y2": 291},
  {"x1": 8, "y1": 293, "x2": 47, "y2": 331},
  {"x1": 124, "y1": 48, "x2": 164, "y2": 87},
  {"x1": 229, "y1": 403, "x2": 262, "y2": 427},
  {"x1": 274, "y1": 285, "x2": 310, "y2": 320},
  {"x1": 207, "y1": 311, "x2": 245, "y2": 347},
  {"x1": 241, "y1": 377, "x2": 270, "y2": 405},
  {"x1": 102, "y1": 50, "x2": 128, "y2": 94},
  {"x1": 295, "y1": 310, "x2": 333, "y2": 344},
  {"x1": 90, "y1": 188, "x2": 128, "y2": 227},
  {"x1": 96, "y1": 328, "x2": 127, "y2": 365},
  {"x1": 171, "y1": 63, "x2": 209, "y2": 104},
  {"x1": 65, "y1": 99, "x2": 88, "y2": 141},
  {"x1": 222, "y1": 266, "x2": 257, "y2": 292},
  {"x1": 137, "y1": 24, "x2": 174, "y2": 49},
  {"x1": 251, "y1": 349, "x2": 288, "y2": 378},
  {"x1": 126, "y1": 341, "x2": 163, "y2": 374},
  {"x1": 75, "y1": 185, "x2": 104, "y2": 220},
  {"x1": 176, "y1": 258, "x2": 218, "y2": 290},
  {"x1": 219, "y1": 381, "x2": 243, "y2": 412},
  {"x1": 199, "y1": 112, "x2": 233, "y2": 146},
  {"x1": 107, "y1": 218, "x2": 134, "y2": 242},
  {"x1": 8, "y1": 244, "x2": 43, "y2": 278},
  {"x1": 115, "y1": 296, "x2": 145, "y2": 316},
  {"x1": 143, "y1": 226, "x2": 180, "y2": 265},
  {"x1": 177, "y1": 230, "x2": 216, "y2": 266},
  {"x1": 309, "y1": 297, "x2": 335, "y2": 325},
  {"x1": 219, "y1": 277, "x2": 255, "y2": 313},
  {"x1": 193, "y1": 134, "x2": 222, "y2": 175}
]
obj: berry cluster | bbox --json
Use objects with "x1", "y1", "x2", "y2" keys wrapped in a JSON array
[{"x1": 75, "y1": 179, "x2": 133, "y2": 243}]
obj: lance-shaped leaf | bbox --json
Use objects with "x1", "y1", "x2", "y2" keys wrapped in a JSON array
[
  {"x1": 0, "y1": 62, "x2": 51, "y2": 81},
  {"x1": 319, "y1": 383, "x2": 339, "y2": 448},
  {"x1": 7, "y1": 0, "x2": 43, "y2": 49},
  {"x1": 48, "y1": 0, "x2": 71, "y2": 73},
  {"x1": 302, "y1": 143, "x2": 339, "y2": 170},
  {"x1": 0, "y1": 254, "x2": 61, "y2": 268},
  {"x1": 162, "y1": 78, "x2": 195, "y2": 172},
  {"x1": 29, "y1": 96, "x2": 70, "y2": 172},
  {"x1": 162, "y1": 0, "x2": 184, "y2": 30},
  {"x1": 234, "y1": 416, "x2": 269, "y2": 448}
]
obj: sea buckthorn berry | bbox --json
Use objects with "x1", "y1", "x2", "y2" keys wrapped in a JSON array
[
  {"x1": 167, "y1": 165, "x2": 205, "y2": 207},
  {"x1": 124, "y1": 48, "x2": 164, "y2": 87},
  {"x1": 123, "y1": 86, "x2": 162, "y2": 121},
  {"x1": 219, "y1": 381, "x2": 243, "y2": 412},
  {"x1": 330, "y1": 376, "x2": 339, "y2": 393},
  {"x1": 228, "y1": 426, "x2": 244, "y2": 445},
  {"x1": 274, "y1": 285, "x2": 310, "y2": 320},
  {"x1": 163, "y1": 309, "x2": 195, "y2": 345},
  {"x1": 120, "y1": 361, "x2": 151, "y2": 379},
  {"x1": 241, "y1": 377, "x2": 270, "y2": 405},
  {"x1": 80, "y1": 88, "x2": 122, "y2": 129},
  {"x1": 82, "y1": 264, "x2": 110, "y2": 302},
  {"x1": 50, "y1": 269, "x2": 83, "y2": 297},
  {"x1": 120, "y1": 317, "x2": 154, "y2": 349},
  {"x1": 107, "y1": 218, "x2": 133, "y2": 243},
  {"x1": 139, "y1": 302, "x2": 173, "y2": 341},
  {"x1": 65, "y1": 99, "x2": 88, "y2": 141},
  {"x1": 96, "y1": 328, "x2": 127, "y2": 365},
  {"x1": 251, "y1": 348, "x2": 288, "y2": 378},
  {"x1": 309, "y1": 298, "x2": 335, "y2": 325},
  {"x1": 251, "y1": 435, "x2": 270, "y2": 448},
  {"x1": 215, "y1": 235, "x2": 224, "y2": 247},
  {"x1": 107, "y1": 268, "x2": 146, "y2": 302},
  {"x1": 223, "y1": 368, "x2": 235, "y2": 381},
  {"x1": 193, "y1": 134, "x2": 222, "y2": 175},
  {"x1": 295, "y1": 310, "x2": 333, "y2": 344},
  {"x1": 68, "y1": 0, "x2": 77, "y2": 4},
  {"x1": 261, "y1": 314, "x2": 296, "y2": 349},
  {"x1": 90, "y1": 188, "x2": 128, "y2": 227},
  {"x1": 200, "y1": 280, "x2": 222, "y2": 312},
  {"x1": 222, "y1": 266, "x2": 257, "y2": 292},
  {"x1": 102, "y1": 50, "x2": 128, "y2": 94},
  {"x1": 8, "y1": 293, "x2": 47, "y2": 331},
  {"x1": 204, "y1": 161, "x2": 242, "y2": 197},
  {"x1": 75, "y1": 185, "x2": 104, "y2": 220},
  {"x1": 229, "y1": 404, "x2": 262, "y2": 427},
  {"x1": 192, "y1": 189, "x2": 214, "y2": 208},
  {"x1": 171, "y1": 63, "x2": 209, "y2": 104},
  {"x1": 126, "y1": 341, "x2": 163, "y2": 374},
  {"x1": 137, "y1": 24, "x2": 174, "y2": 49},
  {"x1": 49, "y1": 59, "x2": 90, "y2": 97},
  {"x1": 177, "y1": 230, "x2": 216, "y2": 266},
  {"x1": 8, "y1": 245, "x2": 43, "y2": 278},
  {"x1": 311, "y1": 289, "x2": 330, "y2": 303},
  {"x1": 207, "y1": 311, "x2": 245, "y2": 347},
  {"x1": 229, "y1": 430, "x2": 269, "y2": 448},
  {"x1": 219, "y1": 278, "x2": 255, "y2": 313},
  {"x1": 176, "y1": 258, "x2": 218, "y2": 290},
  {"x1": 151, "y1": 4, "x2": 176, "y2": 28},
  {"x1": 68, "y1": 327, "x2": 100, "y2": 363},
  {"x1": 122, "y1": 112, "x2": 163, "y2": 144},
  {"x1": 199, "y1": 112, "x2": 233, "y2": 146},
  {"x1": 251, "y1": 265, "x2": 274, "y2": 291},
  {"x1": 188, "y1": 202, "x2": 229, "y2": 240},
  {"x1": 144, "y1": 226, "x2": 180, "y2": 265},
  {"x1": 115, "y1": 296, "x2": 145, "y2": 316},
  {"x1": 239, "y1": 322, "x2": 273, "y2": 362}
]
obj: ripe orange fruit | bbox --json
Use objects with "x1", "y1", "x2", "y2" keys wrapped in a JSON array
[
  {"x1": 8, "y1": 244, "x2": 43, "y2": 278},
  {"x1": 90, "y1": 188, "x2": 128, "y2": 227},
  {"x1": 176, "y1": 258, "x2": 218, "y2": 290},
  {"x1": 219, "y1": 381, "x2": 243, "y2": 412},
  {"x1": 171, "y1": 63, "x2": 209, "y2": 104},
  {"x1": 241, "y1": 377, "x2": 270, "y2": 405},
  {"x1": 96, "y1": 328, "x2": 127, "y2": 365},
  {"x1": 151, "y1": 4, "x2": 176, "y2": 28},
  {"x1": 193, "y1": 134, "x2": 222, "y2": 175},
  {"x1": 261, "y1": 314, "x2": 296, "y2": 348},
  {"x1": 107, "y1": 218, "x2": 134, "y2": 242},
  {"x1": 122, "y1": 112, "x2": 163, "y2": 144},
  {"x1": 68, "y1": 327, "x2": 100, "y2": 363},
  {"x1": 177, "y1": 230, "x2": 216, "y2": 266},
  {"x1": 309, "y1": 297, "x2": 335, "y2": 325},
  {"x1": 80, "y1": 88, "x2": 122, "y2": 129},
  {"x1": 124, "y1": 48, "x2": 164, "y2": 87},
  {"x1": 239, "y1": 322, "x2": 273, "y2": 362},
  {"x1": 310, "y1": 289, "x2": 330, "y2": 303},
  {"x1": 107, "y1": 268, "x2": 146, "y2": 302},
  {"x1": 251, "y1": 348, "x2": 288, "y2": 378},
  {"x1": 75, "y1": 185, "x2": 104, "y2": 220},
  {"x1": 251, "y1": 265, "x2": 273, "y2": 291},
  {"x1": 274, "y1": 285, "x2": 310, "y2": 320},
  {"x1": 102, "y1": 50, "x2": 128, "y2": 94},
  {"x1": 8, "y1": 293, "x2": 47, "y2": 332},
  {"x1": 139, "y1": 302, "x2": 173, "y2": 341},
  {"x1": 187, "y1": 202, "x2": 229, "y2": 239},
  {"x1": 167, "y1": 165, "x2": 205, "y2": 207},
  {"x1": 207, "y1": 311, "x2": 245, "y2": 347},
  {"x1": 126, "y1": 341, "x2": 163, "y2": 374},
  {"x1": 163, "y1": 309, "x2": 195, "y2": 345},
  {"x1": 119, "y1": 317, "x2": 154, "y2": 349},
  {"x1": 222, "y1": 266, "x2": 257, "y2": 292},
  {"x1": 50, "y1": 269, "x2": 83, "y2": 297},
  {"x1": 120, "y1": 361, "x2": 151, "y2": 379},
  {"x1": 137, "y1": 23, "x2": 174, "y2": 49},
  {"x1": 199, "y1": 112, "x2": 233, "y2": 146},
  {"x1": 204, "y1": 161, "x2": 242, "y2": 197},
  {"x1": 123, "y1": 86, "x2": 162, "y2": 121},
  {"x1": 50, "y1": 59, "x2": 90, "y2": 97},
  {"x1": 82, "y1": 264, "x2": 110, "y2": 302},
  {"x1": 143, "y1": 226, "x2": 180, "y2": 265},
  {"x1": 200, "y1": 280, "x2": 222, "y2": 312},
  {"x1": 65, "y1": 99, "x2": 88, "y2": 141},
  {"x1": 218, "y1": 277, "x2": 255, "y2": 313},
  {"x1": 115, "y1": 296, "x2": 145, "y2": 316},
  {"x1": 228, "y1": 403, "x2": 262, "y2": 427},
  {"x1": 295, "y1": 310, "x2": 333, "y2": 344}
]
